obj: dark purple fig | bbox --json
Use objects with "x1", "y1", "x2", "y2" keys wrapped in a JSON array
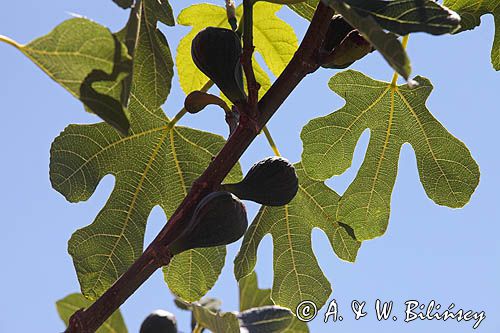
[
  {"x1": 170, "y1": 191, "x2": 248, "y2": 254},
  {"x1": 222, "y1": 157, "x2": 299, "y2": 206},
  {"x1": 322, "y1": 30, "x2": 373, "y2": 69},
  {"x1": 323, "y1": 15, "x2": 355, "y2": 52},
  {"x1": 191, "y1": 27, "x2": 246, "y2": 104},
  {"x1": 321, "y1": 15, "x2": 373, "y2": 69},
  {"x1": 140, "y1": 310, "x2": 177, "y2": 333}
]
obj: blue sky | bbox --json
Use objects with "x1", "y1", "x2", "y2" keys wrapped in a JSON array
[{"x1": 0, "y1": 1, "x2": 498, "y2": 332}]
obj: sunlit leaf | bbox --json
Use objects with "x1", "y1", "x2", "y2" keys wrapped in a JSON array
[
  {"x1": 176, "y1": 2, "x2": 298, "y2": 94},
  {"x1": 301, "y1": 70, "x2": 480, "y2": 240}
]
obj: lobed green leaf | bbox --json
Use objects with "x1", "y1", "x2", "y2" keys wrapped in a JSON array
[
  {"x1": 163, "y1": 246, "x2": 227, "y2": 302},
  {"x1": 234, "y1": 164, "x2": 361, "y2": 312},
  {"x1": 50, "y1": 0, "x2": 242, "y2": 300},
  {"x1": 3, "y1": 18, "x2": 132, "y2": 134},
  {"x1": 301, "y1": 70, "x2": 480, "y2": 240},
  {"x1": 176, "y1": 2, "x2": 298, "y2": 95},
  {"x1": 444, "y1": 0, "x2": 500, "y2": 70}
]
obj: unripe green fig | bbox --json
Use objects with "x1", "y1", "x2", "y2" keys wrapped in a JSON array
[
  {"x1": 170, "y1": 191, "x2": 248, "y2": 254},
  {"x1": 222, "y1": 157, "x2": 299, "y2": 206},
  {"x1": 140, "y1": 310, "x2": 177, "y2": 333},
  {"x1": 191, "y1": 27, "x2": 246, "y2": 104}
]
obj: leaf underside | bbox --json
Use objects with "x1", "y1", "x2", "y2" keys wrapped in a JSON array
[
  {"x1": 191, "y1": 303, "x2": 241, "y2": 333},
  {"x1": 292, "y1": 0, "x2": 460, "y2": 36},
  {"x1": 301, "y1": 70, "x2": 480, "y2": 241},
  {"x1": 50, "y1": 0, "x2": 242, "y2": 300},
  {"x1": 18, "y1": 18, "x2": 132, "y2": 134},
  {"x1": 234, "y1": 164, "x2": 361, "y2": 313}
]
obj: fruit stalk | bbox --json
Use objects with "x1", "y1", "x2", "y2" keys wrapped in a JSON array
[{"x1": 65, "y1": 2, "x2": 334, "y2": 332}]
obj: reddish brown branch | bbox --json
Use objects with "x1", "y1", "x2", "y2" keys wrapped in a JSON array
[
  {"x1": 241, "y1": 0, "x2": 259, "y2": 114},
  {"x1": 66, "y1": 3, "x2": 333, "y2": 332}
]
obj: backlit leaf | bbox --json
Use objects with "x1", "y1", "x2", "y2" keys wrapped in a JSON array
[
  {"x1": 325, "y1": 0, "x2": 412, "y2": 80},
  {"x1": 294, "y1": 0, "x2": 461, "y2": 36},
  {"x1": 234, "y1": 164, "x2": 361, "y2": 312},
  {"x1": 176, "y1": 2, "x2": 298, "y2": 94},
  {"x1": 0, "y1": 18, "x2": 132, "y2": 134},
  {"x1": 50, "y1": 0, "x2": 242, "y2": 300},
  {"x1": 301, "y1": 70, "x2": 480, "y2": 240},
  {"x1": 163, "y1": 246, "x2": 226, "y2": 302},
  {"x1": 191, "y1": 303, "x2": 240, "y2": 333},
  {"x1": 288, "y1": 0, "x2": 318, "y2": 20},
  {"x1": 239, "y1": 272, "x2": 309, "y2": 332},
  {"x1": 444, "y1": 0, "x2": 500, "y2": 70}
]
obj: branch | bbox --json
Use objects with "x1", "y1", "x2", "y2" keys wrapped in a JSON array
[
  {"x1": 66, "y1": 2, "x2": 333, "y2": 332},
  {"x1": 241, "y1": 0, "x2": 259, "y2": 111}
]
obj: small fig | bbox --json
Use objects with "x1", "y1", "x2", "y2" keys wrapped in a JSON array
[
  {"x1": 191, "y1": 27, "x2": 246, "y2": 104},
  {"x1": 184, "y1": 91, "x2": 231, "y2": 114},
  {"x1": 222, "y1": 157, "x2": 299, "y2": 206},
  {"x1": 140, "y1": 310, "x2": 177, "y2": 333},
  {"x1": 170, "y1": 191, "x2": 248, "y2": 254}
]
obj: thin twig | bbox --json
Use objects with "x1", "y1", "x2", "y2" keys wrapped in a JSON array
[{"x1": 241, "y1": 0, "x2": 260, "y2": 113}]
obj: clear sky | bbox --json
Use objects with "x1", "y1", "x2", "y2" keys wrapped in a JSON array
[{"x1": 0, "y1": 1, "x2": 499, "y2": 332}]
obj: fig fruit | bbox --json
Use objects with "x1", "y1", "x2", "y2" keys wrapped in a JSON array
[
  {"x1": 222, "y1": 157, "x2": 299, "y2": 206},
  {"x1": 170, "y1": 191, "x2": 248, "y2": 254},
  {"x1": 140, "y1": 310, "x2": 177, "y2": 333},
  {"x1": 323, "y1": 15, "x2": 355, "y2": 52},
  {"x1": 321, "y1": 15, "x2": 373, "y2": 69},
  {"x1": 191, "y1": 27, "x2": 246, "y2": 104},
  {"x1": 322, "y1": 30, "x2": 373, "y2": 69}
]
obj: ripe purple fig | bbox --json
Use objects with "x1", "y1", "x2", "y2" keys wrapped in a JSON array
[{"x1": 191, "y1": 27, "x2": 246, "y2": 104}]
